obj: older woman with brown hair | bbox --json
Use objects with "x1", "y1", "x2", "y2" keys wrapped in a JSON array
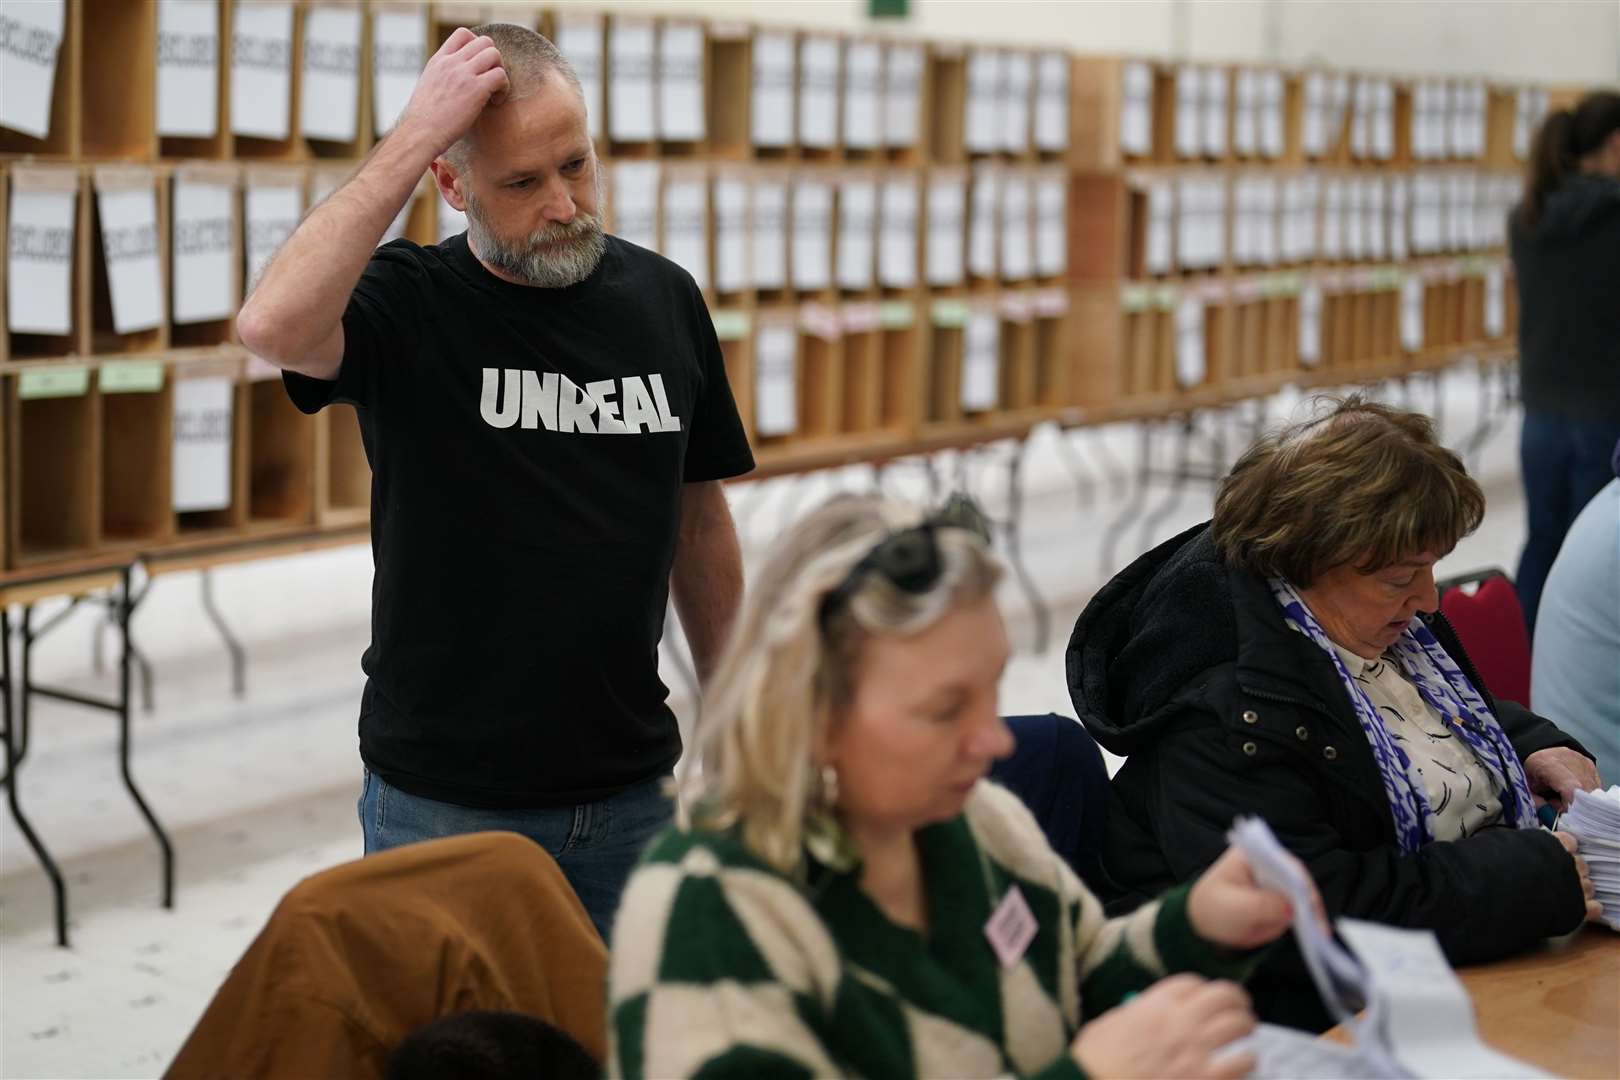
[{"x1": 1067, "y1": 396, "x2": 1604, "y2": 1033}]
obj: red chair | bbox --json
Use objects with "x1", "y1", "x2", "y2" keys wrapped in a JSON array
[{"x1": 1437, "y1": 570, "x2": 1532, "y2": 709}]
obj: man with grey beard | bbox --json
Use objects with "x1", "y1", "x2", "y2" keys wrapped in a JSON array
[{"x1": 236, "y1": 23, "x2": 753, "y2": 941}]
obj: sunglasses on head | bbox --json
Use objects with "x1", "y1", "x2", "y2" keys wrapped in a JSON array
[{"x1": 818, "y1": 494, "x2": 994, "y2": 631}]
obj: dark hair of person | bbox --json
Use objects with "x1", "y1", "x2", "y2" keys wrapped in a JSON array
[
  {"x1": 1520, "y1": 90, "x2": 1620, "y2": 227},
  {"x1": 386, "y1": 1011, "x2": 601, "y2": 1080}
]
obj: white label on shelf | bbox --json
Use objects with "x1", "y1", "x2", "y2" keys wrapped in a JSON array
[
  {"x1": 1201, "y1": 66, "x2": 1228, "y2": 158},
  {"x1": 751, "y1": 31, "x2": 796, "y2": 148},
  {"x1": 1298, "y1": 281, "x2": 1323, "y2": 366},
  {"x1": 231, "y1": 1, "x2": 294, "y2": 139},
  {"x1": 969, "y1": 162, "x2": 1001, "y2": 279},
  {"x1": 842, "y1": 39, "x2": 882, "y2": 150},
  {"x1": 999, "y1": 171, "x2": 1033, "y2": 281},
  {"x1": 608, "y1": 17, "x2": 656, "y2": 142},
  {"x1": 961, "y1": 308, "x2": 1000, "y2": 412},
  {"x1": 610, "y1": 160, "x2": 659, "y2": 252},
  {"x1": 1259, "y1": 69, "x2": 1285, "y2": 158},
  {"x1": 98, "y1": 187, "x2": 164, "y2": 334},
  {"x1": 751, "y1": 176, "x2": 788, "y2": 290},
  {"x1": 883, "y1": 42, "x2": 924, "y2": 148},
  {"x1": 837, "y1": 177, "x2": 877, "y2": 291},
  {"x1": 1400, "y1": 276, "x2": 1425, "y2": 353},
  {"x1": 173, "y1": 376, "x2": 235, "y2": 513},
  {"x1": 554, "y1": 12, "x2": 604, "y2": 141},
  {"x1": 1118, "y1": 60, "x2": 1153, "y2": 157},
  {"x1": 0, "y1": 0, "x2": 64, "y2": 139},
  {"x1": 657, "y1": 21, "x2": 705, "y2": 142},
  {"x1": 799, "y1": 36, "x2": 840, "y2": 149},
  {"x1": 965, "y1": 49, "x2": 1004, "y2": 154},
  {"x1": 173, "y1": 178, "x2": 236, "y2": 324},
  {"x1": 1233, "y1": 69, "x2": 1258, "y2": 156},
  {"x1": 245, "y1": 180, "x2": 302, "y2": 289},
  {"x1": 926, "y1": 173, "x2": 966, "y2": 287},
  {"x1": 1174, "y1": 66, "x2": 1201, "y2": 158},
  {"x1": 714, "y1": 175, "x2": 749, "y2": 294},
  {"x1": 1174, "y1": 294, "x2": 1205, "y2": 388},
  {"x1": 436, "y1": 190, "x2": 465, "y2": 243},
  {"x1": 754, "y1": 323, "x2": 797, "y2": 437},
  {"x1": 1484, "y1": 265, "x2": 1505, "y2": 338},
  {"x1": 879, "y1": 177, "x2": 918, "y2": 290},
  {"x1": 6, "y1": 187, "x2": 75, "y2": 335},
  {"x1": 157, "y1": 0, "x2": 219, "y2": 138},
  {"x1": 663, "y1": 176, "x2": 709, "y2": 292},
  {"x1": 1146, "y1": 182, "x2": 1174, "y2": 274},
  {"x1": 300, "y1": 6, "x2": 361, "y2": 143},
  {"x1": 1035, "y1": 172, "x2": 1066, "y2": 278},
  {"x1": 1036, "y1": 51, "x2": 1070, "y2": 153},
  {"x1": 791, "y1": 178, "x2": 833, "y2": 290},
  {"x1": 1002, "y1": 51, "x2": 1033, "y2": 155}
]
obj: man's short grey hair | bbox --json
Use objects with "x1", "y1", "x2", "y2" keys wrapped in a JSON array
[{"x1": 444, "y1": 23, "x2": 585, "y2": 172}]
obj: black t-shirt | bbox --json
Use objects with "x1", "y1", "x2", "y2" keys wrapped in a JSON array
[{"x1": 284, "y1": 233, "x2": 754, "y2": 808}]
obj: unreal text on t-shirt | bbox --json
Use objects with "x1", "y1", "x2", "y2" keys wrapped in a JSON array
[{"x1": 478, "y1": 367, "x2": 683, "y2": 435}]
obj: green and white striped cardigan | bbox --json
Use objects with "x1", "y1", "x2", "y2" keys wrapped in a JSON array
[{"x1": 609, "y1": 781, "x2": 1259, "y2": 1078}]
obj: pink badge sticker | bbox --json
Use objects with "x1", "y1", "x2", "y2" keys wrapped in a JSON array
[{"x1": 984, "y1": 884, "x2": 1038, "y2": 968}]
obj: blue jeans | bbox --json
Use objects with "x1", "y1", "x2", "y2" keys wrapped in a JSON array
[
  {"x1": 358, "y1": 768, "x2": 674, "y2": 945},
  {"x1": 1516, "y1": 411, "x2": 1620, "y2": 639}
]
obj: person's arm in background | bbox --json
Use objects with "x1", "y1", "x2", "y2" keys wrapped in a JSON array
[
  {"x1": 670, "y1": 481, "x2": 744, "y2": 685},
  {"x1": 235, "y1": 28, "x2": 507, "y2": 380}
]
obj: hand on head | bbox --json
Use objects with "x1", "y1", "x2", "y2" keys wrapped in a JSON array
[{"x1": 396, "y1": 28, "x2": 511, "y2": 159}]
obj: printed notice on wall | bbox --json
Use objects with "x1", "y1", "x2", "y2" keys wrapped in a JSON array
[
  {"x1": 372, "y1": 7, "x2": 425, "y2": 137},
  {"x1": 7, "y1": 187, "x2": 76, "y2": 334},
  {"x1": 173, "y1": 178, "x2": 237, "y2": 324},
  {"x1": 0, "y1": 0, "x2": 65, "y2": 139},
  {"x1": 173, "y1": 377, "x2": 235, "y2": 513},
  {"x1": 157, "y1": 0, "x2": 219, "y2": 137},
  {"x1": 97, "y1": 187, "x2": 164, "y2": 334},
  {"x1": 300, "y1": 6, "x2": 361, "y2": 143},
  {"x1": 231, "y1": 1, "x2": 294, "y2": 139}
]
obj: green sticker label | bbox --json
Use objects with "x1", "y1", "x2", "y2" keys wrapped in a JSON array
[
  {"x1": 18, "y1": 366, "x2": 91, "y2": 400},
  {"x1": 931, "y1": 298, "x2": 969, "y2": 328},
  {"x1": 100, "y1": 360, "x2": 166, "y2": 394},
  {"x1": 1154, "y1": 285, "x2": 1181, "y2": 311},
  {"x1": 1120, "y1": 285, "x2": 1152, "y2": 313},
  {"x1": 711, "y1": 310, "x2": 752, "y2": 342},
  {"x1": 880, "y1": 300, "x2": 916, "y2": 329}
]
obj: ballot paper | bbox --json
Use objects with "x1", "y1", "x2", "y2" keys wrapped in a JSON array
[
  {"x1": 172, "y1": 178, "x2": 237, "y2": 324},
  {"x1": 965, "y1": 50, "x2": 1004, "y2": 154},
  {"x1": 97, "y1": 185, "x2": 164, "y2": 334},
  {"x1": 1174, "y1": 66, "x2": 1201, "y2": 158},
  {"x1": 7, "y1": 186, "x2": 76, "y2": 335},
  {"x1": 663, "y1": 175, "x2": 709, "y2": 292},
  {"x1": 1001, "y1": 52, "x2": 1033, "y2": 155},
  {"x1": 799, "y1": 36, "x2": 841, "y2": 149},
  {"x1": 1400, "y1": 277, "x2": 1424, "y2": 353},
  {"x1": 1558, "y1": 786, "x2": 1620, "y2": 931},
  {"x1": 879, "y1": 177, "x2": 919, "y2": 289},
  {"x1": 926, "y1": 173, "x2": 967, "y2": 287},
  {"x1": 1173, "y1": 295, "x2": 1205, "y2": 388},
  {"x1": 836, "y1": 177, "x2": 877, "y2": 291},
  {"x1": 1298, "y1": 282, "x2": 1323, "y2": 366},
  {"x1": 968, "y1": 163, "x2": 1001, "y2": 279},
  {"x1": 1483, "y1": 265, "x2": 1505, "y2": 339},
  {"x1": 961, "y1": 308, "x2": 1000, "y2": 413},
  {"x1": 714, "y1": 175, "x2": 749, "y2": 295},
  {"x1": 172, "y1": 376, "x2": 234, "y2": 513},
  {"x1": 753, "y1": 322, "x2": 797, "y2": 437},
  {"x1": 610, "y1": 161, "x2": 660, "y2": 253},
  {"x1": 791, "y1": 177, "x2": 833, "y2": 291}
]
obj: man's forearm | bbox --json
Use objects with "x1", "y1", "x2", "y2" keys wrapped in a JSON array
[
  {"x1": 235, "y1": 127, "x2": 438, "y2": 369},
  {"x1": 671, "y1": 488, "x2": 745, "y2": 684}
]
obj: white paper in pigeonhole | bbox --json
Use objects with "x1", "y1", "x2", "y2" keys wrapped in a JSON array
[
  {"x1": 1145, "y1": 182, "x2": 1174, "y2": 274},
  {"x1": 231, "y1": 2, "x2": 294, "y2": 139},
  {"x1": 1001, "y1": 51, "x2": 1033, "y2": 155},
  {"x1": 1201, "y1": 67, "x2": 1228, "y2": 158},
  {"x1": 1230, "y1": 176, "x2": 1253, "y2": 265},
  {"x1": 1232, "y1": 69, "x2": 1258, "y2": 156},
  {"x1": 1445, "y1": 81, "x2": 1468, "y2": 159},
  {"x1": 1400, "y1": 276, "x2": 1424, "y2": 353},
  {"x1": 836, "y1": 176, "x2": 877, "y2": 291},
  {"x1": 555, "y1": 12, "x2": 604, "y2": 141},
  {"x1": 714, "y1": 174, "x2": 749, "y2": 295},
  {"x1": 657, "y1": 21, "x2": 705, "y2": 142},
  {"x1": 370, "y1": 7, "x2": 425, "y2": 137},
  {"x1": 663, "y1": 174, "x2": 709, "y2": 291},
  {"x1": 157, "y1": 0, "x2": 219, "y2": 138},
  {"x1": 884, "y1": 43, "x2": 924, "y2": 149},
  {"x1": 926, "y1": 172, "x2": 966, "y2": 287},
  {"x1": 842, "y1": 39, "x2": 882, "y2": 151},
  {"x1": 1035, "y1": 51, "x2": 1070, "y2": 153},
  {"x1": 1409, "y1": 81, "x2": 1429, "y2": 160},
  {"x1": 172, "y1": 177, "x2": 237, "y2": 323},
  {"x1": 6, "y1": 185, "x2": 76, "y2": 335},
  {"x1": 1364, "y1": 177, "x2": 1386, "y2": 261},
  {"x1": 998, "y1": 170, "x2": 1033, "y2": 281},
  {"x1": 1418, "y1": 81, "x2": 1441, "y2": 160},
  {"x1": 300, "y1": 6, "x2": 361, "y2": 143},
  {"x1": 1298, "y1": 281, "x2": 1323, "y2": 366},
  {"x1": 965, "y1": 49, "x2": 1004, "y2": 155},
  {"x1": 1035, "y1": 171, "x2": 1066, "y2": 278},
  {"x1": 1445, "y1": 170, "x2": 1469, "y2": 251},
  {"x1": 1174, "y1": 66, "x2": 1201, "y2": 158},
  {"x1": 1412, "y1": 172, "x2": 1442, "y2": 254},
  {"x1": 245, "y1": 178, "x2": 303, "y2": 289},
  {"x1": 1117, "y1": 60, "x2": 1153, "y2": 157},
  {"x1": 1342, "y1": 176, "x2": 1364, "y2": 261},
  {"x1": 1484, "y1": 265, "x2": 1505, "y2": 338},
  {"x1": 172, "y1": 376, "x2": 235, "y2": 513},
  {"x1": 609, "y1": 17, "x2": 656, "y2": 142},
  {"x1": 1349, "y1": 77, "x2": 1372, "y2": 159},
  {"x1": 1255, "y1": 176, "x2": 1279, "y2": 266},
  {"x1": 1302, "y1": 72, "x2": 1328, "y2": 158},
  {"x1": 1375, "y1": 79, "x2": 1397, "y2": 161},
  {"x1": 751, "y1": 31, "x2": 796, "y2": 148},
  {"x1": 878, "y1": 176, "x2": 918, "y2": 290},
  {"x1": 1259, "y1": 70, "x2": 1285, "y2": 159},
  {"x1": 1388, "y1": 175, "x2": 1409, "y2": 262},
  {"x1": 968, "y1": 162, "x2": 1001, "y2": 279},
  {"x1": 1320, "y1": 177, "x2": 1344, "y2": 261},
  {"x1": 1514, "y1": 87, "x2": 1546, "y2": 161},
  {"x1": 0, "y1": 0, "x2": 65, "y2": 139},
  {"x1": 791, "y1": 177, "x2": 833, "y2": 291},
  {"x1": 961, "y1": 307, "x2": 1000, "y2": 413},
  {"x1": 753, "y1": 321, "x2": 798, "y2": 437},
  {"x1": 96, "y1": 183, "x2": 164, "y2": 334},
  {"x1": 751, "y1": 175, "x2": 788, "y2": 290},
  {"x1": 1174, "y1": 294, "x2": 1205, "y2": 388},
  {"x1": 610, "y1": 160, "x2": 660, "y2": 252},
  {"x1": 799, "y1": 36, "x2": 841, "y2": 149}
]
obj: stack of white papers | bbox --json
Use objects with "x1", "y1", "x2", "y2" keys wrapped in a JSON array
[{"x1": 1559, "y1": 786, "x2": 1620, "y2": 931}]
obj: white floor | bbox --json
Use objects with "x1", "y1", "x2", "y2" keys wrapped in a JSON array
[{"x1": 0, "y1": 365, "x2": 1530, "y2": 1079}]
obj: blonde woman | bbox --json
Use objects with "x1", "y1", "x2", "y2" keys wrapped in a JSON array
[{"x1": 609, "y1": 495, "x2": 1315, "y2": 1079}]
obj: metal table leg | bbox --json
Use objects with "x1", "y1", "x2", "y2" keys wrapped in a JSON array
[
  {"x1": 4, "y1": 606, "x2": 70, "y2": 947},
  {"x1": 200, "y1": 569, "x2": 246, "y2": 698},
  {"x1": 115, "y1": 567, "x2": 174, "y2": 911}
]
